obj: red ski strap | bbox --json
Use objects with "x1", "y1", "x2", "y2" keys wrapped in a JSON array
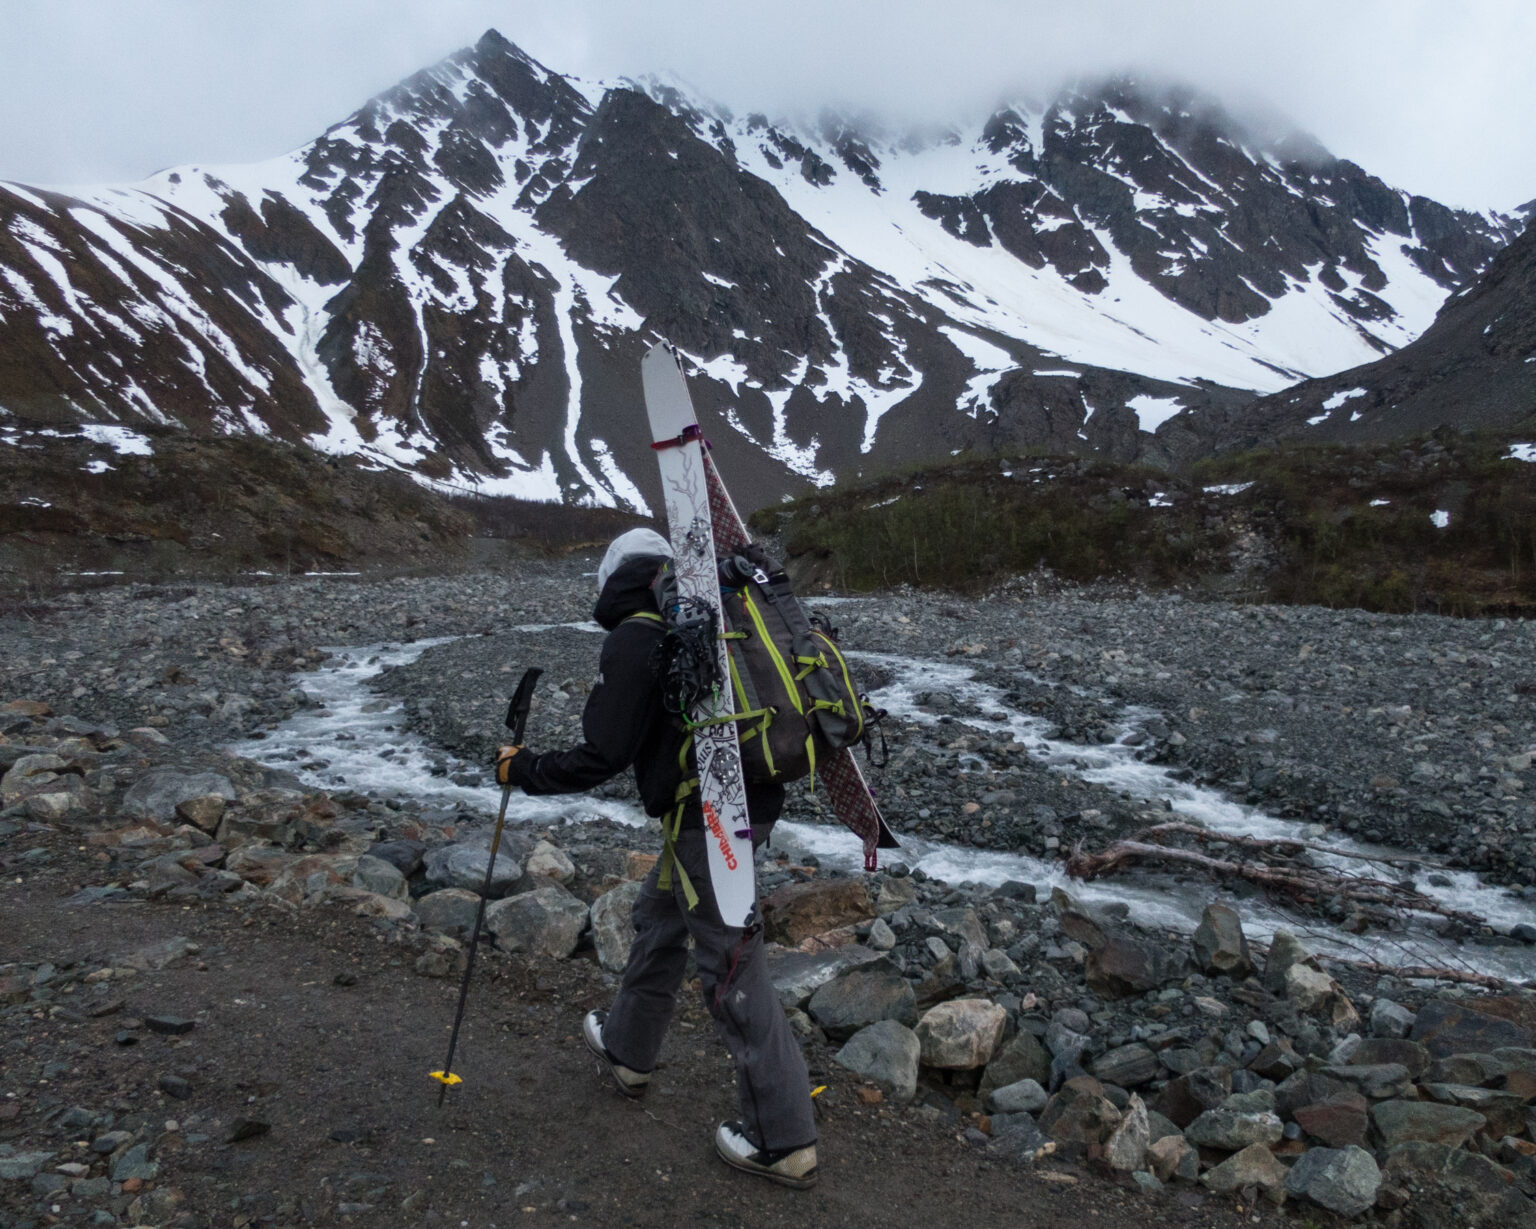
[{"x1": 651, "y1": 423, "x2": 707, "y2": 451}]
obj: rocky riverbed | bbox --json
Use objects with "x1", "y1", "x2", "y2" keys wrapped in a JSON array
[{"x1": 3, "y1": 561, "x2": 1536, "y2": 1225}]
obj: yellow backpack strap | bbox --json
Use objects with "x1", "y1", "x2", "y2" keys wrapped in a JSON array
[
  {"x1": 625, "y1": 610, "x2": 664, "y2": 625},
  {"x1": 656, "y1": 735, "x2": 701, "y2": 911}
]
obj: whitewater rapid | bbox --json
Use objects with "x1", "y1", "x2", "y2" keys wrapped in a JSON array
[{"x1": 227, "y1": 632, "x2": 1536, "y2": 983}]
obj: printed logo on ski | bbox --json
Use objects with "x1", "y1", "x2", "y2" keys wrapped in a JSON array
[{"x1": 702, "y1": 802, "x2": 738, "y2": 870}]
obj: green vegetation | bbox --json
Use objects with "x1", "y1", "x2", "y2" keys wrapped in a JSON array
[{"x1": 753, "y1": 430, "x2": 1536, "y2": 617}]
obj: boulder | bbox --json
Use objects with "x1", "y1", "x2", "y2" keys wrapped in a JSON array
[
  {"x1": 1262, "y1": 929, "x2": 1309, "y2": 994},
  {"x1": 1105, "y1": 1094, "x2": 1150, "y2": 1173},
  {"x1": 1085, "y1": 934, "x2": 1183, "y2": 999},
  {"x1": 484, "y1": 885, "x2": 588, "y2": 959},
  {"x1": 590, "y1": 880, "x2": 644, "y2": 972},
  {"x1": 1284, "y1": 1145, "x2": 1381, "y2": 1218},
  {"x1": 1411, "y1": 998, "x2": 1535, "y2": 1059},
  {"x1": 915, "y1": 1000, "x2": 1006, "y2": 1069},
  {"x1": 761, "y1": 878, "x2": 874, "y2": 944},
  {"x1": 1350, "y1": 1038, "x2": 1429, "y2": 1078},
  {"x1": 874, "y1": 876, "x2": 918, "y2": 915},
  {"x1": 524, "y1": 839, "x2": 575, "y2": 885},
  {"x1": 1157, "y1": 1066, "x2": 1232, "y2": 1128},
  {"x1": 1322, "y1": 1062, "x2": 1414, "y2": 1101},
  {"x1": 1147, "y1": 1134, "x2": 1200, "y2": 1183},
  {"x1": 1371, "y1": 1099, "x2": 1487, "y2": 1149},
  {"x1": 1382, "y1": 1142, "x2": 1533, "y2": 1225},
  {"x1": 351, "y1": 854, "x2": 408, "y2": 900},
  {"x1": 424, "y1": 843, "x2": 523, "y2": 898},
  {"x1": 1369, "y1": 998, "x2": 1416, "y2": 1039},
  {"x1": 1200, "y1": 1143, "x2": 1287, "y2": 1204},
  {"x1": 120, "y1": 769, "x2": 237, "y2": 822},
  {"x1": 174, "y1": 795, "x2": 227, "y2": 832},
  {"x1": 1193, "y1": 903, "x2": 1253, "y2": 979},
  {"x1": 1184, "y1": 1107, "x2": 1284, "y2": 1151},
  {"x1": 833, "y1": 1020, "x2": 921, "y2": 1104},
  {"x1": 808, "y1": 967, "x2": 917, "y2": 1040},
  {"x1": 224, "y1": 846, "x2": 297, "y2": 886},
  {"x1": 1039, "y1": 1076, "x2": 1122, "y2": 1147},
  {"x1": 367, "y1": 838, "x2": 426, "y2": 877},
  {"x1": 986, "y1": 1078, "x2": 1049, "y2": 1115},
  {"x1": 414, "y1": 888, "x2": 483, "y2": 941},
  {"x1": 979, "y1": 1029, "x2": 1051, "y2": 1099},
  {"x1": 1091, "y1": 1043, "x2": 1159, "y2": 1088},
  {"x1": 1, "y1": 753, "x2": 67, "y2": 804},
  {"x1": 765, "y1": 944, "x2": 883, "y2": 1010},
  {"x1": 1293, "y1": 1095, "x2": 1370, "y2": 1148},
  {"x1": 267, "y1": 853, "x2": 357, "y2": 905}
]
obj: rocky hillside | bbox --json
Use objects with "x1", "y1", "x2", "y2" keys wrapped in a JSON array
[
  {"x1": 0, "y1": 30, "x2": 1521, "y2": 513},
  {"x1": 1214, "y1": 216, "x2": 1536, "y2": 449}
]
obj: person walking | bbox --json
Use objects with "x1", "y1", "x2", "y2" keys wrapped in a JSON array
[{"x1": 495, "y1": 528, "x2": 818, "y2": 1189}]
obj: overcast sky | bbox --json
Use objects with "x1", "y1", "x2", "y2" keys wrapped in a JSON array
[{"x1": 1, "y1": 0, "x2": 1532, "y2": 213}]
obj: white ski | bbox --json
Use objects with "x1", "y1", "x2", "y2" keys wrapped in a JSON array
[{"x1": 641, "y1": 341, "x2": 758, "y2": 929}]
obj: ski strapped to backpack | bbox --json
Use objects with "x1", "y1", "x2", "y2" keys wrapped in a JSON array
[{"x1": 650, "y1": 550, "x2": 885, "y2": 789}]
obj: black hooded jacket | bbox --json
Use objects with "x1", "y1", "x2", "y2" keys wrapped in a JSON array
[{"x1": 514, "y1": 555, "x2": 785, "y2": 828}]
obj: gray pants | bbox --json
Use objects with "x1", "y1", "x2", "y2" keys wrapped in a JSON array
[{"x1": 603, "y1": 824, "x2": 817, "y2": 1152}]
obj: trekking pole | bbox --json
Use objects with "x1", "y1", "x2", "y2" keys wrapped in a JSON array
[{"x1": 430, "y1": 667, "x2": 543, "y2": 1106}]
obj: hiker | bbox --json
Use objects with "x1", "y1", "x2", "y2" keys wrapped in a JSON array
[{"x1": 494, "y1": 527, "x2": 819, "y2": 1189}]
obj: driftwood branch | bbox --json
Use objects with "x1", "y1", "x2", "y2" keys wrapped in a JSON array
[
  {"x1": 1065, "y1": 827, "x2": 1485, "y2": 928},
  {"x1": 1314, "y1": 957, "x2": 1520, "y2": 991},
  {"x1": 1132, "y1": 822, "x2": 1442, "y2": 870}
]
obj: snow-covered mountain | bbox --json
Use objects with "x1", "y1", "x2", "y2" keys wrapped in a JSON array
[
  {"x1": 0, "y1": 30, "x2": 1521, "y2": 512},
  {"x1": 1217, "y1": 212, "x2": 1536, "y2": 448}
]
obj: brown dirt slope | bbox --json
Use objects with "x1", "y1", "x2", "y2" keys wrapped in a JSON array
[{"x1": 0, "y1": 829, "x2": 1285, "y2": 1229}]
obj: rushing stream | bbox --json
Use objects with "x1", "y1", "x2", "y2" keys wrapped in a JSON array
[{"x1": 227, "y1": 630, "x2": 1536, "y2": 984}]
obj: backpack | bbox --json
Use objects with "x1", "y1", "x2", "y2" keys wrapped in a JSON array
[{"x1": 652, "y1": 550, "x2": 882, "y2": 785}]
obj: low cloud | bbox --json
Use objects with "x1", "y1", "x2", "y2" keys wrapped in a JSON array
[{"x1": 1, "y1": 0, "x2": 1530, "y2": 211}]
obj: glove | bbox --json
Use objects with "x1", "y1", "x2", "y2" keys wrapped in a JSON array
[{"x1": 495, "y1": 744, "x2": 536, "y2": 789}]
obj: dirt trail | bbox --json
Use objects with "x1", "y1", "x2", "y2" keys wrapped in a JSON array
[{"x1": 1, "y1": 832, "x2": 1284, "y2": 1229}]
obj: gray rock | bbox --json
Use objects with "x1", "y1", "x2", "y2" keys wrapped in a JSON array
[
  {"x1": 1200, "y1": 1143, "x2": 1287, "y2": 1203},
  {"x1": 1105, "y1": 1094, "x2": 1150, "y2": 1172},
  {"x1": 980, "y1": 948, "x2": 1019, "y2": 980},
  {"x1": 764, "y1": 943, "x2": 882, "y2": 1010},
  {"x1": 589, "y1": 880, "x2": 643, "y2": 972},
  {"x1": 523, "y1": 839, "x2": 575, "y2": 885},
  {"x1": 1263, "y1": 929, "x2": 1309, "y2": 994},
  {"x1": 834, "y1": 1020, "x2": 921, "y2": 1104},
  {"x1": 423, "y1": 842, "x2": 523, "y2": 898},
  {"x1": 808, "y1": 967, "x2": 917, "y2": 1040},
  {"x1": 1193, "y1": 903, "x2": 1253, "y2": 978},
  {"x1": 1369, "y1": 997, "x2": 1416, "y2": 1039},
  {"x1": 351, "y1": 854, "x2": 408, "y2": 900},
  {"x1": 120, "y1": 768, "x2": 237, "y2": 822},
  {"x1": 915, "y1": 1000, "x2": 1006, "y2": 1069},
  {"x1": 114, "y1": 934, "x2": 198, "y2": 971},
  {"x1": 987, "y1": 1078, "x2": 1049, "y2": 1115},
  {"x1": 1323, "y1": 1062, "x2": 1414, "y2": 1100},
  {"x1": 1285, "y1": 1145, "x2": 1382, "y2": 1218},
  {"x1": 111, "y1": 1143, "x2": 159, "y2": 1182},
  {"x1": 867, "y1": 917, "x2": 897, "y2": 951},
  {"x1": 366, "y1": 838, "x2": 425, "y2": 877},
  {"x1": 484, "y1": 885, "x2": 588, "y2": 958},
  {"x1": 979, "y1": 1029, "x2": 1051, "y2": 1098},
  {"x1": 1092, "y1": 1043, "x2": 1159, "y2": 1088},
  {"x1": 1184, "y1": 1108, "x2": 1285, "y2": 1150},
  {"x1": 0, "y1": 1151, "x2": 56, "y2": 1181},
  {"x1": 1371, "y1": 1099, "x2": 1487, "y2": 1148},
  {"x1": 413, "y1": 888, "x2": 483, "y2": 941}
]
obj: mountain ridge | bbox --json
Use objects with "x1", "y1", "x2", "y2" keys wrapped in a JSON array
[{"x1": 0, "y1": 27, "x2": 1525, "y2": 513}]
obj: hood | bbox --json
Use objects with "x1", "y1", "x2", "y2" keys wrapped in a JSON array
[{"x1": 593, "y1": 554, "x2": 667, "y2": 630}]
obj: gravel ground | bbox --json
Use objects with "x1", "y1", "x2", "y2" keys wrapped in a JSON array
[{"x1": 3, "y1": 558, "x2": 1534, "y2": 897}]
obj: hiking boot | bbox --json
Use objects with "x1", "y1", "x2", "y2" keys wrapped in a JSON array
[
  {"x1": 714, "y1": 1121, "x2": 818, "y2": 1189},
  {"x1": 582, "y1": 1010, "x2": 649, "y2": 1099}
]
